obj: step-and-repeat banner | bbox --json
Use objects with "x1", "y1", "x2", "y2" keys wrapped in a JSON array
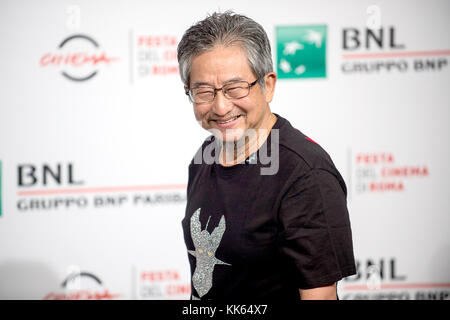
[{"x1": 0, "y1": 0, "x2": 449, "y2": 300}]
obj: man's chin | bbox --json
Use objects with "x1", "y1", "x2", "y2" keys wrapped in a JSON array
[{"x1": 208, "y1": 128, "x2": 246, "y2": 142}]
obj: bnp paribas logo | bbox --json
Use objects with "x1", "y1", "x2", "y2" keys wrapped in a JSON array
[{"x1": 276, "y1": 25, "x2": 327, "y2": 78}]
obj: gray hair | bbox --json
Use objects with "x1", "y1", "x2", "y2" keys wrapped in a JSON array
[{"x1": 177, "y1": 11, "x2": 273, "y2": 90}]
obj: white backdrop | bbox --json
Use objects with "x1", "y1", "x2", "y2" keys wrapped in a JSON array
[{"x1": 0, "y1": 0, "x2": 449, "y2": 300}]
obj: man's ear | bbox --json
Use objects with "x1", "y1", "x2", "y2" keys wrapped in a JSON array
[{"x1": 264, "y1": 72, "x2": 277, "y2": 103}]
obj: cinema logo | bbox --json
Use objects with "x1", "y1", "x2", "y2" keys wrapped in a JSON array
[
  {"x1": 40, "y1": 34, "x2": 119, "y2": 81},
  {"x1": 135, "y1": 268, "x2": 190, "y2": 300},
  {"x1": 341, "y1": 257, "x2": 450, "y2": 300},
  {"x1": 134, "y1": 34, "x2": 179, "y2": 78},
  {"x1": 16, "y1": 162, "x2": 186, "y2": 212},
  {"x1": 341, "y1": 12, "x2": 449, "y2": 74},
  {"x1": 44, "y1": 268, "x2": 121, "y2": 300},
  {"x1": 354, "y1": 152, "x2": 429, "y2": 193}
]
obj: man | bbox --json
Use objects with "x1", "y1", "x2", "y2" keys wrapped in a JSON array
[{"x1": 177, "y1": 11, "x2": 356, "y2": 300}]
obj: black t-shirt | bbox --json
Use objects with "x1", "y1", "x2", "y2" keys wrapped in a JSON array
[{"x1": 182, "y1": 114, "x2": 356, "y2": 300}]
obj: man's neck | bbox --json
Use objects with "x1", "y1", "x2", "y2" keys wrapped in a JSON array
[{"x1": 220, "y1": 112, "x2": 277, "y2": 166}]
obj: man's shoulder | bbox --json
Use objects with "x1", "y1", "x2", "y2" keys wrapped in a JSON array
[
  {"x1": 275, "y1": 114, "x2": 336, "y2": 171},
  {"x1": 187, "y1": 136, "x2": 216, "y2": 193},
  {"x1": 187, "y1": 134, "x2": 218, "y2": 174},
  {"x1": 274, "y1": 114, "x2": 347, "y2": 194}
]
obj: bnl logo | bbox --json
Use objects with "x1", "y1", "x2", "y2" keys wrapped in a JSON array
[{"x1": 276, "y1": 25, "x2": 327, "y2": 78}]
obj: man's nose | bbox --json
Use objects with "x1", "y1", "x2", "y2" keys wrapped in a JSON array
[{"x1": 211, "y1": 90, "x2": 233, "y2": 116}]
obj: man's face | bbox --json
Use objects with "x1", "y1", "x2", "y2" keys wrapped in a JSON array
[{"x1": 188, "y1": 45, "x2": 275, "y2": 142}]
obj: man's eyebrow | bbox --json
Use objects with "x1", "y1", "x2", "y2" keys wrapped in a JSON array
[
  {"x1": 191, "y1": 81, "x2": 213, "y2": 88},
  {"x1": 191, "y1": 77, "x2": 245, "y2": 88},
  {"x1": 224, "y1": 77, "x2": 244, "y2": 83}
]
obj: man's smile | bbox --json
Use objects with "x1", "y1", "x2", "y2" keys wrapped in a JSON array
[{"x1": 210, "y1": 114, "x2": 244, "y2": 128}]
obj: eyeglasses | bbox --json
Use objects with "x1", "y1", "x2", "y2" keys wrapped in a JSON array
[{"x1": 186, "y1": 79, "x2": 259, "y2": 104}]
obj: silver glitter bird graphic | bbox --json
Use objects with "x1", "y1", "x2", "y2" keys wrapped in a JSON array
[{"x1": 189, "y1": 208, "x2": 231, "y2": 299}]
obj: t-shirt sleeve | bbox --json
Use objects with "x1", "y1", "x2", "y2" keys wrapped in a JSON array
[{"x1": 278, "y1": 166, "x2": 357, "y2": 289}]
